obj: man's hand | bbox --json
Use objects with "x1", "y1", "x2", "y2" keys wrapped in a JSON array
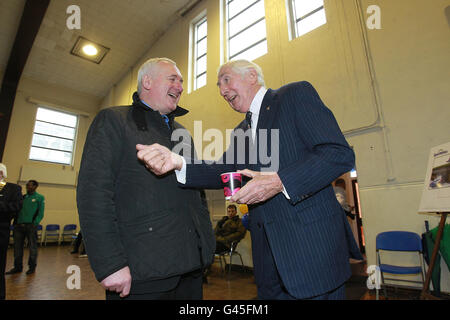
[
  {"x1": 100, "y1": 266, "x2": 132, "y2": 298},
  {"x1": 230, "y1": 169, "x2": 284, "y2": 205},
  {"x1": 136, "y1": 143, "x2": 183, "y2": 175}
]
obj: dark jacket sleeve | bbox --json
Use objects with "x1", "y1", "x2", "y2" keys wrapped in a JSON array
[
  {"x1": 277, "y1": 82, "x2": 355, "y2": 205},
  {"x1": 76, "y1": 109, "x2": 128, "y2": 282},
  {"x1": 184, "y1": 122, "x2": 246, "y2": 189},
  {"x1": 0, "y1": 184, "x2": 23, "y2": 221}
]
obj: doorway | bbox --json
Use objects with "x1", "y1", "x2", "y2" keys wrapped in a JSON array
[{"x1": 333, "y1": 169, "x2": 366, "y2": 255}]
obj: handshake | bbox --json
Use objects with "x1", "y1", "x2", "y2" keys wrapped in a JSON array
[{"x1": 136, "y1": 143, "x2": 284, "y2": 205}]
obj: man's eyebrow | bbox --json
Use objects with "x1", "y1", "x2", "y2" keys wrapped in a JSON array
[
  {"x1": 216, "y1": 73, "x2": 226, "y2": 86},
  {"x1": 168, "y1": 74, "x2": 183, "y2": 82}
]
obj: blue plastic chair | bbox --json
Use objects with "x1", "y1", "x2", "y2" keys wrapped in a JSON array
[
  {"x1": 43, "y1": 224, "x2": 60, "y2": 245},
  {"x1": 376, "y1": 231, "x2": 425, "y2": 299},
  {"x1": 61, "y1": 224, "x2": 77, "y2": 244}
]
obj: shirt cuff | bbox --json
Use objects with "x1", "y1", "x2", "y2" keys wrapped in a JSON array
[
  {"x1": 281, "y1": 184, "x2": 290, "y2": 199},
  {"x1": 175, "y1": 157, "x2": 187, "y2": 184}
]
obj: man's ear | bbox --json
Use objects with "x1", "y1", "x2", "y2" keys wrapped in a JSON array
[
  {"x1": 247, "y1": 68, "x2": 258, "y2": 85},
  {"x1": 142, "y1": 74, "x2": 152, "y2": 91}
]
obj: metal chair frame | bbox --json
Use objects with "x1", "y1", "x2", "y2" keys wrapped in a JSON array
[
  {"x1": 61, "y1": 224, "x2": 77, "y2": 244},
  {"x1": 376, "y1": 231, "x2": 426, "y2": 299},
  {"x1": 215, "y1": 240, "x2": 245, "y2": 276},
  {"x1": 43, "y1": 224, "x2": 61, "y2": 246}
]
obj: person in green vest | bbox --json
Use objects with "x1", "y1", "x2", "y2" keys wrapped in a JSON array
[{"x1": 6, "y1": 180, "x2": 45, "y2": 275}]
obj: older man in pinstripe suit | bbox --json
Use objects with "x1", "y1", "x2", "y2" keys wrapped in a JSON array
[{"x1": 137, "y1": 60, "x2": 363, "y2": 300}]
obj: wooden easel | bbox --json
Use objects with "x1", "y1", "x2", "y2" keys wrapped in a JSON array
[{"x1": 420, "y1": 212, "x2": 448, "y2": 300}]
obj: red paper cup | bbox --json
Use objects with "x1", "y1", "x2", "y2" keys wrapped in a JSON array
[{"x1": 220, "y1": 172, "x2": 242, "y2": 200}]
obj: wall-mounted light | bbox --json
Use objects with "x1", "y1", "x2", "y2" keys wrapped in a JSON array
[{"x1": 70, "y1": 36, "x2": 109, "y2": 64}]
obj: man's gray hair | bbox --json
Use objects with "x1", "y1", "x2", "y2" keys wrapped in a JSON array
[
  {"x1": 137, "y1": 57, "x2": 177, "y2": 95},
  {"x1": 0, "y1": 163, "x2": 7, "y2": 179},
  {"x1": 218, "y1": 59, "x2": 265, "y2": 87}
]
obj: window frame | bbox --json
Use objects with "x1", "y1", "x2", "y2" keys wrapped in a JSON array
[
  {"x1": 225, "y1": 0, "x2": 268, "y2": 61},
  {"x1": 287, "y1": 0, "x2": 327, "y2": 40},
  {"x1": 192, "y1": 13, "x2": 208, "y2": 91},
  {"x1": 29, "y1": 106, "x2": 79, "y2": 166}
]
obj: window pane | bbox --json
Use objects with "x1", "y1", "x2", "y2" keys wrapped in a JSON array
[
  {"x1": 232, "y1": 39, "x2": 267, "y2": 61},
  {"x1": 197, "y1": 20, "x2": 207, "y2": 40},
  {"x1": 29, "y1": 107, "x2": 78, "y2": 164},
  {"x1": 196, "y1": 55, "x2": 207, "y2": 75},
  {"x1": 197, "y1": 38, "x2": 207, "y2": 57},
  {"x1": 29, "y1": 147, "x2": 72, "y2": 165},
  {"x1": 228, "y1": 0, "x2": 258, "y2": 19},
  {"x1": 32, "y1": 134, "x2": 74, "y2": 152},
  {"x1": 36, "y1": 108, "x2": 77, "y2": 127},
  {"x1": 296, "y1": 8, "x2": 326, "y2": 37},
  {"x1": 229, "y1": 19, "x2": 266, "y2": 57},
  {"x1": 294, "y1": 0, "x2": 323, "y2": 18},
  {"x1": 195, "y1": 74, "x2": 206, "y2": 90},
  {"x1": 228, "y1": 1, "x2": 265, "y2": 37},
  {"x1": 34, "y1": 121, "x2": 76, "y2": 139}
]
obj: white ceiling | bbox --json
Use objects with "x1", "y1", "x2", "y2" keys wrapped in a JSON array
[{"x1": 0, "y1": 0, "x2": 195, "y2": 99}]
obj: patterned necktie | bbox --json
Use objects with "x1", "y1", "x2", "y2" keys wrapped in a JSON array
[{"x1": 245, "y1": 111, "x2": 252, "y2": 129}]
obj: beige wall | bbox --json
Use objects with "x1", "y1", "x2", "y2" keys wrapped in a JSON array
[{"x1": 2, "y1": 75, "x2": 100, "y2": 232}]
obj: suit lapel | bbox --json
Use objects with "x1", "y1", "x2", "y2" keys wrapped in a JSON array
[
  {"x1": 254, "y1": 89, "x2": 279, "y2": 170},
  {"x1": 256, "y1": 89, "x2": 277, "y2": 133}
]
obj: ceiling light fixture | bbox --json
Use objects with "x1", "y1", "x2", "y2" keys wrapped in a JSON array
[
  {"x1": 70, "y1": 36, "x2": 109, "y2": 64},
  {"x1": 82, "y1": 44, "x2": 98, "y2": 56}
]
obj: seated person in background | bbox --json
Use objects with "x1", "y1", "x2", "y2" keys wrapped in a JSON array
[{"x1": 215, "y1": 204, "x2": 247, "y2": 253}]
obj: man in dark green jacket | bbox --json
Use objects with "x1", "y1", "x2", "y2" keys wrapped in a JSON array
[
  {"x1": 77, "y1": 58, "x2": 215, "y2": 300},
  {"x1": 7, "y1": 180, "x2": 44, "y2": 275}
]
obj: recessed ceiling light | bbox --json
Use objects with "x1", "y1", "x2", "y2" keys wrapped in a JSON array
[
  {"x1": 70, "y1": 36, "x2": 109, "y2": 64},
  {"x1": 82, "y1": 44, "x2": 98, "y2": 56}
]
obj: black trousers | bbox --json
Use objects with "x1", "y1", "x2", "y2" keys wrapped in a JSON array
[
  {"x1": 13, "y1": 224, "x2": 38, "y2": 269},
  {"x1": 105, "y1": 269, "x2": 203, "y2": 300},
  {"x1": 0, "y1": 223, "x2": 10, "y2": 300}
]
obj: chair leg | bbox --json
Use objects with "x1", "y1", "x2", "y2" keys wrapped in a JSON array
[
  {"x1": 217, "y1": 256, "x2": 223, "y2": 273},
  {"x1": 228, "y1": 254, "x2": 233, "y2": 276},
  {"x1": 239, "y1": 254, "x2": 244, "y2": 268}
]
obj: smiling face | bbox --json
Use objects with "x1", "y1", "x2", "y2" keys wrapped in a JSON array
[
  {"x1": 142, "y1": 61, "x2": 184, "y2": 115},
  {"x1": 217, "y1": 66, "x2": 260, "y2": 113}
]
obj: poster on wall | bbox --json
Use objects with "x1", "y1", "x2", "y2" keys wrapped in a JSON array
[{"x1": 418, "y1": 142, "x2": 450, "y2": 213}]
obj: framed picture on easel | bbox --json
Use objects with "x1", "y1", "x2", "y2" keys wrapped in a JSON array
[{"x1": 419, "y1": 142, "x2": 450, "y2": 213}]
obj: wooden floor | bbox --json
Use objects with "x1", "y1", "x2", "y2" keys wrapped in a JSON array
[
  {"x1": 4, "y1": 244, "x2": 415, "y2": 300},
  {"x1": 4, "y1": 245, "x2": 258, "y2": 300}
]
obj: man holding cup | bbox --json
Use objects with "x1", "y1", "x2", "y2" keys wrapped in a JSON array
[{"x1": 136, "y1": 59, "x2": 362, "y2": 300}]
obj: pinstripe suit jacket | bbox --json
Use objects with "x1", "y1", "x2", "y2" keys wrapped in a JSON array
[{"x1": 185, "y1": 81, "x2": 362, "y2": 298}]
